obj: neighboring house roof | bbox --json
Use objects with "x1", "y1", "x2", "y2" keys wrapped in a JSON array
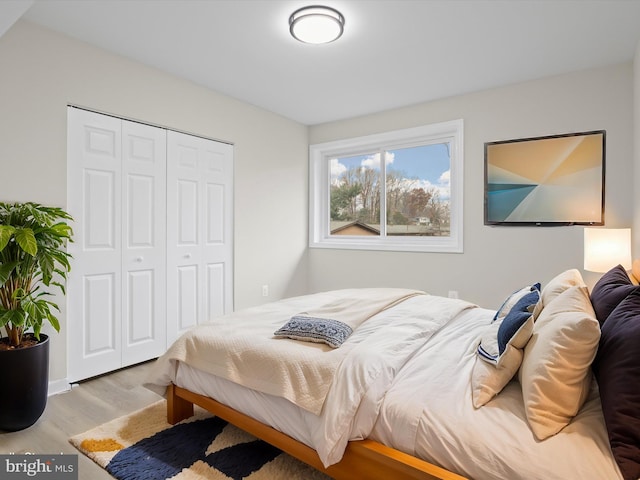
[
  {"x1": 331, "y1": 220, "x2": 449, "y2": 236},
  {"x1": 331, "y1": 220, "x2": 380, "y2": 235}
]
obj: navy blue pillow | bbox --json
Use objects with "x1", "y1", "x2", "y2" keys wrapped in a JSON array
[
  {"x1": 478, "y1": 285, "x2": 540, "y2": 363},
  {"x1": 493, "y1": 283, "x2": 541, "y2": 321},
  {"x1": 590, "y1": 264, "x2": 639, "y2": 325},
  {"x1": 592, "y1": 290, "x2": 640, "y2": 480},
  {"x1": 497, "y1": 289, "x2": 540, "y2": 355}
]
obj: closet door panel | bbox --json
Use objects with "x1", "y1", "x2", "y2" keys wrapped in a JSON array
[
  {"x1": 67, "y1": 108, "x2": 123, "y2": 382},
  {"x1": 172, "y1": 176, "x2": 200, "y2": 334},
  {"x1": 201, "y1": 141, "x2": 234, "y2": 327},
  {"x1": 121, "y1": 120, "x2": 166, "y2": 367},
  {"x1": 207, "y1": 263, "x2": 225, "y2": 319},
  {"x1": 127, "y1": 175, "x2": 154, "y2": 245},
  {"x1": 206, "y1": 184, "x2": 225, "y2": 244},
  {"x1": 177, "y1": 265, "x2": 199, "y2": 331},
  {"x1": 178, "y1": 180, "x2": 199, "y2": 244},
  {"x1": 167, "y1": 131, "x2": 233, "y2": 345},
  {"x1": 127, "y1": 270, "x2": 154, "y2": 341},
  {"x1": 167, "y1": 132, "x2": 203, "y2": 342},
  {"x1": 83, "y1": 273, "x2": 117, "y2": 354},
  {"x1": 84, "y1": 170, "x2": 117, "y2": 248}
]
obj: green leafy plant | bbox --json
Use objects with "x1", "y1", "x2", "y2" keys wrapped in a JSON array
[{"x1": 0, "y1": 202, "x2": 73, "y2": 348}]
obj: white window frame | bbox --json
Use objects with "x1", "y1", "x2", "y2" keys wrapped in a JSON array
[{"x1": 309, "y1": 119, "x2": 463, "y2": 253}]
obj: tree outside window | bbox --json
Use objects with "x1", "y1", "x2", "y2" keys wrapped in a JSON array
[{"x1": 329, "y1": 144, "x2": 451, "y2": 238}]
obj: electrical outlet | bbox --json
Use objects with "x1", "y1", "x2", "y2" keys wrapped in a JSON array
[
  {"x1": 448, "y1": 290, "x2": 459, "y2": 299},
  {"x1": 262, "y1": 285, "x2": 269, "y2": 297}
]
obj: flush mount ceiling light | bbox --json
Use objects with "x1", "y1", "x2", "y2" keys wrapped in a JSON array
[{"x1": 289, "y1": 5, "x2": 345, "y2": 44}]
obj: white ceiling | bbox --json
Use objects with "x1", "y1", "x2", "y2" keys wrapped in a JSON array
[{"x1": 5, "y1": 0, "x2": 640, "y2": 125}]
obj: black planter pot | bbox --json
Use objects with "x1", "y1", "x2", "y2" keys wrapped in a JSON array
[{"x1": 0, "y1": 334, "x2": 49, "y2": 431}]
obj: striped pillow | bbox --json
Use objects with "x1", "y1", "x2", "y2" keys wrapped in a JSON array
[{"x1": 472, "y1": 285, "x2": 540, "y2": 407}]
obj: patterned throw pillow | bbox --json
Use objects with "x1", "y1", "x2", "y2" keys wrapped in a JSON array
[{"x1": 274, "y1": 316, "x2": 353, "y2": 348}]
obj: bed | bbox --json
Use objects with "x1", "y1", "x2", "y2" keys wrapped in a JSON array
[{"x1": 146, "y1": 262, "x2": 640, "y2": 480}]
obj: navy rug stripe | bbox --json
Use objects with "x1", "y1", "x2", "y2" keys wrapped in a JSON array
[
  {"x1": 206, "y1": 439, "x2": 282, "y2": 480},
  {"x1": 107, "y1": 416, "x2": 227, "y2": 480}
]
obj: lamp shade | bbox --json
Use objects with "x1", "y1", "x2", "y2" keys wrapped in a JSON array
[
  {"x1": 583, "y1": 227, "x2": 632, "y2": 272},
  {"x1": 289, "y1": 6, "x2": 344, "y2": 44}
]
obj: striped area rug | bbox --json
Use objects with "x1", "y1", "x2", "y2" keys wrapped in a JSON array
[{"x1": 69, "y1": 400, "x2": 330, "y2": 480}]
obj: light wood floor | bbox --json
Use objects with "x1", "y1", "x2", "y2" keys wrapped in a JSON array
[{"x1": 0, "y1": 361, "x2": 163, "y2": 479}]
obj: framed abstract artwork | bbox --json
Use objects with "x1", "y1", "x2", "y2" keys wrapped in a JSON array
[{"x1": 484, "y1": 130, "x2": 605, "y2": 226}]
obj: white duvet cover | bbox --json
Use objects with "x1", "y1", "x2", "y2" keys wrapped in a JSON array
[
  {"x1": 148, "y1": 288, "x2": 426, "y2": 416},
  {"x1": 148, "y1": 294, "x2": 622, "y2": 479},
  {"x1": 371, "y1": 307, "x2": 622, "y2": 480},
  {"x1": 147, "y1": 291, "x2": 474, "y2": 466}
]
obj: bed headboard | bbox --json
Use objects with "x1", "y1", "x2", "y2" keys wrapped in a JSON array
[{"x1": 631, "y1": 258, "x2": 640, "y2": 285}]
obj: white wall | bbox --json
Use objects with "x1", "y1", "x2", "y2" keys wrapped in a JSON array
[
  {"x1": 0, "y1": 20, "x2": 309, "y2": 383},
  {"x1": 634, "y1": 40, "x2": 640, "y2": 258},
  {"x1": 309, "y1": 64, "x2": 634, "y2": 308}
]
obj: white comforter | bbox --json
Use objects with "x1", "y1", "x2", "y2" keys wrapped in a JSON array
[
  {"x1": 148, "y1": 288, "x2": 425, "y2": 415},
  {"x1": 146, "y1": 290, "x2": 475, "y2": 466},
  {"x1": 148, "y1": 292, "x2": 623, "y2": 479},
  {"x1": 371, "y1": 306, "x2": 623, "y2": 480}
]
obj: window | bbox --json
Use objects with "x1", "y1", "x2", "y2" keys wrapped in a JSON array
[{"x1": 309, "y1": 120, "x2": 463, "y2": 252}]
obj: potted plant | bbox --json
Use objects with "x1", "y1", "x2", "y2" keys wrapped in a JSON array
[{"x1": 0, "y1": 202, "x2": 73, "y2": 431}]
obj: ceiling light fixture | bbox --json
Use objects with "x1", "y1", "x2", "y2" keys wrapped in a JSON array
[{"x1": 289, "y1": 5, "x2": 345, "y2": 44}]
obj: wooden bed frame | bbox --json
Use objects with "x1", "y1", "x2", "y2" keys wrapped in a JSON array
[{"x1": 167, "y1": 384, "x2": 467, "y2": 480}]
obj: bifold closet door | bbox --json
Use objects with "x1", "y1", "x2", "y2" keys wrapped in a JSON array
[
  {"x1": 166, "y1": 131, "x2": 233, "y2": 345},
  {"x1": 121, "y1": 120, "x2": 167, "y2": 368},
  {"x1": 67, "y1": 108, "x2": 167, "y2": 382}
]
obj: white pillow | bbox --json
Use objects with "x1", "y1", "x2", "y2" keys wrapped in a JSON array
[
  {"x1": 541, "y1": 268, "x2": 586, "y2": 303},
  {"x1": 533, "y1": 268, "x2": 585, "y2": 318},
  {"x1": 471, "y1": 285, "x2": 539, "y2": 407},
  {"x1": 519, "y1": 285, "x2": 600, "y2": 440},
  {"x1": 471, "y1": 316, "x2": 533, "y2": 407}
]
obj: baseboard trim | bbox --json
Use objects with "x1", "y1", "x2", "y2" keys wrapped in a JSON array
[{"x1": 48, "y1": 378, "x2": 71, "y2": 396}]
